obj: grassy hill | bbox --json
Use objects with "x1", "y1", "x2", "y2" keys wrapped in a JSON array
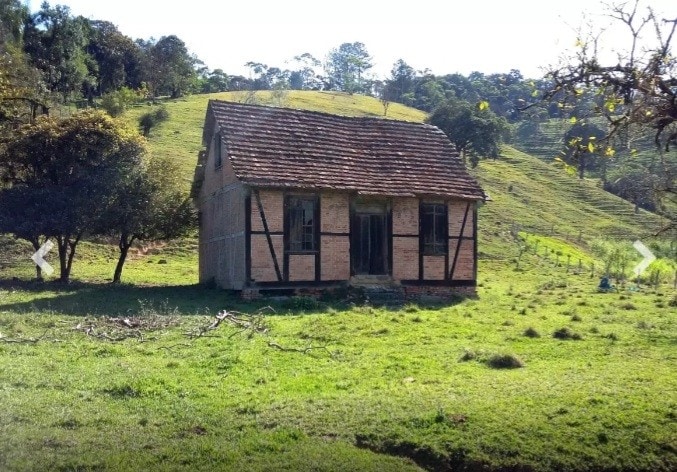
[
  {"x1": 1, "y1": 90, "x2": 670, "y2": 283},
  {"x1": 0, "y1": 91, "x2": 675, "y2": 472},
  {"x1": 134, "y1": 90, "x2": 666, "y2": 240}
]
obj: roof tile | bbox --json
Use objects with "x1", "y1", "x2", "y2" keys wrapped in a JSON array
[{"x1": 206, "y1": 100, "x2": 485, "y2": 200}]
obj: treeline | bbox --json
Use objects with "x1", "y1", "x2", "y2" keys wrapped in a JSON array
[{"x1": 1, "y1": 1, "x2": 673, "y2": 225}]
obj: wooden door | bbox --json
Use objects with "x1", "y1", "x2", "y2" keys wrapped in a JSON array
[{"x1": 351, "y1": 201, "x2": 389, "y2": 275}]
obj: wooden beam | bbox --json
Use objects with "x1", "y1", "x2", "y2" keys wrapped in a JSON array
[{"x1": 253, "y1": 189, "x2": 283, "y2": 282}]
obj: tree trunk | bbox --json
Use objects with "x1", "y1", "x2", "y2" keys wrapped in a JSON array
[
  {"x1": 578, "y1": 153, "x2": 586, "y2": 179},
  {"x1": 55, "y1": 234, "x2": 81, "y2": 283},
  {"x1": 113, "y1": 234, "x2": 135, "y2": 284},
  {"x1": 56, "y1": 236, "x2": 69, "y2": 282},
  {"x1": 30, "y1": 239, "x2": 43, "y2": 281}
]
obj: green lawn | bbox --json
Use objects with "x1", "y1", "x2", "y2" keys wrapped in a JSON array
[
  {"x1": 0, "y1": 91, "x2": 675, "y2": 471},
  {"x1": 1, "y1": 253, "x2": 675, "y2": 471}
]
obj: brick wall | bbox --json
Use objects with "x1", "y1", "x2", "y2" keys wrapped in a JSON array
[
  {"x1": 450, "y1": 239, "x2": 475, "y2": 280},
  {"x1": 289, "y1": 255, "x2": 316, "y2": 281},
  {"x1": 250, "y1": 234, "x2": 283, "y2": 282},
  {"x1": 392, "y1": 237, "x2": 418, "y2": 280},
  {"x1": 392, "y1": 198, "x2": 418, "y2": 235},
  {"x1": 321, "y1": 192, "x2": 350, "y2": 233},
  {"x1": 251, "y1": 189, "x2": 283, "y2": 233},
  {"x1": 449, "y1": 200, "x2": 474, "y2": 238},
  {"x1": 423, "y1": 255, "x2": 446, "y2": 280},
  {"x1": 321, "y1": 236, "x2": 350, "y2": 280}
]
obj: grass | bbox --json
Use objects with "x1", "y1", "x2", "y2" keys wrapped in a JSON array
[
  {"x1": 0, "y1": 254, "x2": 675, "y2": 472},
  {"x1": 0, "y1": 90, "x2": 675, "y2": 470},
  {"x1": 123, "y1": 90, "x2": 427, "y2": 184}
]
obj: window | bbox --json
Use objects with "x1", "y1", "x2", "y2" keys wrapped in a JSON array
[
  {"x1": 421, "y1": 203, "x2": 447, "y2": 255},
  {"x1": 286, "y1": 196, "x2": 318, "y2": 252},
  {"x1": 214, "y1": 132, "x2": 222, "y2": 169}
]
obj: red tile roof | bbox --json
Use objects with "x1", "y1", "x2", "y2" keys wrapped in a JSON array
[{"x1": 203, "y1": 100, "x2": 485, "y2": 200}]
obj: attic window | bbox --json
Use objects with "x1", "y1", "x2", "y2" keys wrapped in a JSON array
[
  {"x1": 421, "y1": 203, "x2": 447, "y2": 256},
  {"x1": 285, "y1": 195, "x2": 318, "y2": 253},
  {"x1": 214, "y1": 132, "x2": 222, "y2": 169}
]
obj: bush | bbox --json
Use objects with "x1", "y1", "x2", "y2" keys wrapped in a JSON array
[
  {"x1": 100, "y1": 87, "x2": 140, "y2": 117},
  {"x1": 139, "y1": 105, "x2": 170, "y2": 136},
  {"x1": 458, "y1": 348, "x2": 477, "y2": 362},
  {"x1": 553, "y1": 327, "x2": 583, "y2": 340},
  {"x1": 486, "y1": 353, "x2": 524, "y2": 369},
  {"x1": 523, "y1": 327, "x2": 540, "y2": 338}
]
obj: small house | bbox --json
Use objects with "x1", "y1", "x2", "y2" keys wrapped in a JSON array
[{"x1": 192, "y1": 100, "x2": 485, "y2": 299}]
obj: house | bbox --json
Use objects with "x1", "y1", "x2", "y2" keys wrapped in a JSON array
[{"x1": 192, "y1": 100, "x2": 486, "y2": 300}]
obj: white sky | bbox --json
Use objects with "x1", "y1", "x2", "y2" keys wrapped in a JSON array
[{"x1": 27, "y1": 0, "x2": 676, "y2": 79}]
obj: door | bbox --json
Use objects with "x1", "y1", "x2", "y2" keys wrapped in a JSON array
[{"x1": 351, "y1": 201, "x2": 390, "y2": 275}]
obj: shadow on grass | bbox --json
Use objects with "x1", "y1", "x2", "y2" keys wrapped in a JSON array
[{"x1": 0, "y1": 278, "x2": 467, "y2": 317}]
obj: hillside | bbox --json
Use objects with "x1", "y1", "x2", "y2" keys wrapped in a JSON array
[
  {"x1": 1, "y1": 90, "x2": 670, "y2": 284},
  {"x1": 125, "y1": 90, "x2": 427, "y2": 182},
  {"x1": 137, "y1": 91, "x2": 667, "y2": 251}
]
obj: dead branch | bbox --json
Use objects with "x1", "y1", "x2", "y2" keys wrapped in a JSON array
[
  {"x1": 267, "y1": 341, "x2": 336, "y2": 358},
  {"x1": 0, "y1": 329, "x2": 51, "y2": 344},
  {"x1": 185, "y1": 307, "x2": 273, "y2": 339}
]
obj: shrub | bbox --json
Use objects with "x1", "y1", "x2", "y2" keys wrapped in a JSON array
[
  {"x1": 458, "y1": 349, "x2": 476, "y2": 362},
  {"x1": 139, "y1": 105, "x2": 170, "y2": 136},
  {"x1": 100, "y1": 87, "x2": 140, "y2": 117},
  {"x1": 486, "y1": 353, "x2": 524, "y2": 369},
  {"x1": 553, "y1": 327, "x2": 583, "y2": 340},
  {"x1": 523, "y1": 327, "x2": 540, "y2": 338}
]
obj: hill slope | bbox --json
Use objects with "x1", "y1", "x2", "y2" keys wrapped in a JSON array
[
  {"x1": 138, "y1": 91, "x2": 667, "y2": 247},
  {"x1": 1, "y1": 91, "x2": 669, "y2": 283}
]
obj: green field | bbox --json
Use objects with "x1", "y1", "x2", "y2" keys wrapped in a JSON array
[{"x1": 0, "y1": 91, "x2": 675, "y2": 471}]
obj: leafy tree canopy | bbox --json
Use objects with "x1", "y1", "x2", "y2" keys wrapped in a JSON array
[
  {"x1": 428, "y1": 98, "x2": 510, "y2": 167},
  {"x1": 0, "y1": 110, "x2": 146, "y2": 281}
]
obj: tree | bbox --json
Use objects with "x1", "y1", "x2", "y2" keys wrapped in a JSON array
[
  {"x1": 99, "y1": 156, "x2": 195, "y2": 283},
  {"x1": 23, "y1": 2, "x2": 94, "y2": 102},
  {"x1": 325, "y1": 42, "x2": 373, "y2": 94},
  {"x1": 0, "y1": 110, "x2": 146, "y2": 282},
  {"x1": 84, "y1": 20, "x2": 144, "y2": 95},
  {"x1": 0, "y1": 0, "x2": 27, "y2": 44},
  {"x1": 560, "y1": 121, "x2": 607, "y2": 179},
  {"x1": 536, "y1": 0, "x2": 676, "y2": 232},
  {"x1": 143, "y1": 35, "x2": 198, "y2": 98},
  {"x1": 383, "y1": 59, "x2": 416, "y2": 103},
  {"x1": 428, "y1": 98, "x2": 510, "y2": 167},
  {"x1": 288, "y1": 53, "x2": 323, "y2": 90}
]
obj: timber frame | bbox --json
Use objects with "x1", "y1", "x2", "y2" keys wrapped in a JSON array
[{"x1": 193, "y1": 101, "x2": 486, "y2": 297}]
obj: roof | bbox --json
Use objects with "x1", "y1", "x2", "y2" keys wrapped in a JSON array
[{"x1": 201, "y1": 100, "x2": 485, "y2": 200}]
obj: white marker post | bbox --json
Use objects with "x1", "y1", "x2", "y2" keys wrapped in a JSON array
[
  {"x1": 632, "y1": 240, "x2": 655, "y2": 285},
  {"x1": 31, "y1": 240, "x2": 55, "y2": 276}
]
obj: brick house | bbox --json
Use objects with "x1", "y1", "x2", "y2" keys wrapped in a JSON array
[{"x1": 192, "y1": 100, "x2": 486, "y2": 299}]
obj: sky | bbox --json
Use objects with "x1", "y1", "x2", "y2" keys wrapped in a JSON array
[{"x1": 26, "y1": 0, "x2": 676, "y2": 80}]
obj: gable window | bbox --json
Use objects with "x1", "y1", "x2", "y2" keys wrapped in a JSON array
[
  {"x1": 214, "y1": 132, "x2": 222, "y2": 169},
  {"x1": 421, "y1": 203, "x2": 447, "y2": 255},
  {"x1": 285, "y1": 195, "x2": 318, "y2": 253}
]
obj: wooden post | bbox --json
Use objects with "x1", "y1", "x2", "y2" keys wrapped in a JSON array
[{"x1": 566, "y1": 255, "x2": 571, "y2": 273}]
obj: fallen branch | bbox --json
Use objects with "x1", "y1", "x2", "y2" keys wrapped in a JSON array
[
  {"x1": 267, "y1": 341, "x2": 335, "y2": 357},
  {"x1": 186, "y1": 307, "x2": 273, "y2": 339},
  {"x1": 0, "y1": 329, "x2": 51, "y2": 344}
]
